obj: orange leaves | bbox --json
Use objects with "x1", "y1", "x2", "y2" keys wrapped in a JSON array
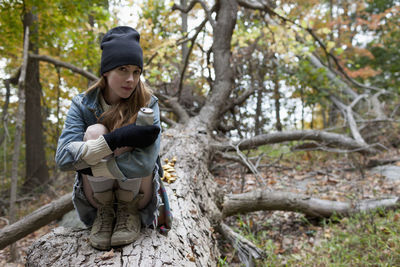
[{"x1": 344, "y1": 66, "x2": 381, "y2": 79}]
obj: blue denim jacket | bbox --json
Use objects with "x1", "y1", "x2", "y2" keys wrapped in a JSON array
[{"x1": 55, "y1": 88, "x2": 167, "y2": 228}]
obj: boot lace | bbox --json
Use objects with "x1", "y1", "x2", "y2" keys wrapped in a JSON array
[
  {"x1": 97, "y1": 206, "x2": 113, "y2": 232},
  {"x1": 115, "y1": 205, "x2": 129, "y2": 230}
]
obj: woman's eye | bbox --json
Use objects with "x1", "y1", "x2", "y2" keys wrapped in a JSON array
[
  {"x1": 119, "y1": 67, "x2": 127, "y2": 72},
  {"x1": 134, "y1": 70, "x2": 141, "y2": 75}
]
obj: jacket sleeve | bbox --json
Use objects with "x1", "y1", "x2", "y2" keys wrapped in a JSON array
[
  {"x1": 105, "y1": 98, "x2": 162, "y2": 179},
  {"x1": 55, "y1": 95, "x2": 90, "y2": 171}
]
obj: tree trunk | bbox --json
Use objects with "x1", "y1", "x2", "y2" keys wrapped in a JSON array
[
  {"x1": 273, "y1": 63, "x2": 282, "y2": 131},
  {"x1": 26, "y1": 122, "x2": 222, "y2": 266},
  {"x1": 23, "y1": 10, "x2": 49, "y2": 190},
  {"x1": 9, "y1": 25, "x2": 30, "y2": 262}
]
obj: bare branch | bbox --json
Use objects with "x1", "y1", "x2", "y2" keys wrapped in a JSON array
[
  {"x1": 172, "y1": 0, "x2": 199, "y2": 13},
  {"x1": 153, "y1": 91, "x2": 190, "y2": 124},
  {"x1": 230, "y1": 142, "x2": 267, "y2": 187},
  {"x1": 308, "y1": 53, "x2": 359, "y2": 99},
  {"x1": 237, "y1": 0, "x2": 271, "y2": 11},
  {"x1": 371, "y1": 90, "x2": 389, "y2": 120},
  {"x1": 172, "y1": 0, "x2": 216, "y2": 27},
  {"x1": 197, "y1": 1, "x2": 216, "y2": 28},
  {"x1": 218, "y1": 223, "x2": 266, "y2": 265},
  {"x1": 176, "y1": 17, "x2": 208, "y2": 98},
  {"x1": 346, "y1": 95, "x2": 369, "y2": 145},
  {"x1": 220, "y1": 86, "x2": 257, "y2": 115},
  {"x1": 160, "y1": 114, "x2": 178, "y2": 127},
  {"x1": 222, "y1": 189, "x2": 399, "y2": 218},
  {"x1": 29, "y1": 53, "x2": 98, "y2": 81},
  {"x1": 212, "y1": 130, "x2": 378, "y2": 154}
]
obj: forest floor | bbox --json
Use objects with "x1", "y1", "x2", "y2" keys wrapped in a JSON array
[
  {"x1": 213, "y1": 147, "x2": 400, "y2": 265},
  {"x1": 1, "y1": 147, "x2": 400, "y2": 266}
]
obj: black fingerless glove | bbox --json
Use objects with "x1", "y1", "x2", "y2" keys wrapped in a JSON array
[
  {"x1": 103, "y1": 124, "x2": 160, "y2": 150},
  {"x1": 78, "y1": 167, "x2": 93, "y2": 176}
]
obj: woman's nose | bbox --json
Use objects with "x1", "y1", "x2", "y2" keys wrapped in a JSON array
[{"x1": 126, "y1": 73, "x2": 134, "y2": 82}]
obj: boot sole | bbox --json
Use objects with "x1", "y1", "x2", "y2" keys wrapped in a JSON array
[
  {"x1": 90, "y1": 240, "x2": 111, "y2": 251},
  {"x1": 111, "y1": 235, "x2": 139, "y2": 247}
]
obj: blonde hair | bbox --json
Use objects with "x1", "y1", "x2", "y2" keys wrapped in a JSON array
[{"x1": 86, "y1": 76, "x2": 152, "y2": 131}]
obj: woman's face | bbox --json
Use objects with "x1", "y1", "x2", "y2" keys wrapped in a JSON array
[{"x1": 103, "y1": 65, "x2": 141, "y2": 105}]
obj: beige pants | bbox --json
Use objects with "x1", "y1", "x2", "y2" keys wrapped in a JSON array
[{"x1": 82, "y1": 123, "x2": 153, "y2": 209}]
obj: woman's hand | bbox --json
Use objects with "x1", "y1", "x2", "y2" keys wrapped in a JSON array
[{"x1": 103, "y1": 124, "x2": 160, "y2": 150}]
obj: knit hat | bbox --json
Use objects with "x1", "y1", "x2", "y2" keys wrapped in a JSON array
[{"x1": 100, "y1": 26, "x2": 143, "y2": 75}]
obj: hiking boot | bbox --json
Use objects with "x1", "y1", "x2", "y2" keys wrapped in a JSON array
[
  {"x1": 89, "y1": 190, "x2": 114, "y2": 250},
  {"x1": 111, "y1": 189, "x2": 143, "y2": 246}
]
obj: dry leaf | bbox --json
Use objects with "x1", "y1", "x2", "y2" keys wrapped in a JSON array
[
  {"x1": 187, "y1": 254, "x2": 196, "y2": 262},
  {"x1": 100, "y1": 249, "x2": 114, "y2": 260}
]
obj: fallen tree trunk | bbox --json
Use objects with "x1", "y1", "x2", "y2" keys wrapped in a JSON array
[
  {"x1": 0, "y1": 193, "x2": 73, "y2": 250},
  {"x1": 26, "y1": 123, "x2": 222, "y2": 266},
  {"x1": 223, "y1": 189, "x2": 400, "y2": 218}
]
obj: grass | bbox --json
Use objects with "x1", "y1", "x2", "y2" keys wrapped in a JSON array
[{"x1": 228, "y1": 209, "x2": 400, "y2": 266}]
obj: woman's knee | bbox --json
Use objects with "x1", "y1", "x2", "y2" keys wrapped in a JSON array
[{"x1": 84, "y1": 123, "x2": 108, "y2": 141}]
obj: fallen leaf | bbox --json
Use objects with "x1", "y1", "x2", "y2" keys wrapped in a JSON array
[
  {"x1": 187, "y1": 254, "x2": 196, "y2": 262},
  {"x1": 100, "y1": 249, "x2": 114, "y2": 260}
]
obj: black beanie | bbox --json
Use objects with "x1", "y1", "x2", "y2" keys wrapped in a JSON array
[{"x1": 100, "y1": 26, "x2": 143, "y2": 75}]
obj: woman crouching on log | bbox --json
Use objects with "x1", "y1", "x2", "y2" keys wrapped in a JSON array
[{"x1": 55, "y1": 26, "x2": 172, "y2": 250}]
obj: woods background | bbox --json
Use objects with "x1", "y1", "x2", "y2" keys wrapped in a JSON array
[{"x1": 0, "y1": 0, "x2": 399, "y2": 266}]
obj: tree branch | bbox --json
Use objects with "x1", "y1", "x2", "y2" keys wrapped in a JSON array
[
  {"x1": 230, "y1": 142, "x2": 267, "y2": 187},
  {"x1": 346, "y1": 94, "x2": 369, "y2": 145},
  {"x1": 222, "y1": 189, "x2": 399, "y2": 218},
  {"x1": 220, "y1": 86, "x2": 257, "y2": 115},
  {"x1": 154, "y1": 91, "x2": 190, "y2": 123},
  {"x1": 29, "y1": 53, "x2": 98, "y2": 81},
  {"x1": 0, "y1": 193, "x2": 73, "y2": 250},
  {"x1": 160, "y1": 114, "x2": 178, "y2": 127},
  {"x1": 176, "y1": 17, "x2": 208, "y2": 98},
  {"x1": 218, "y1": 222, "x2": 266, "y2": 265},
  {"x1": 212, "y1": 130, "x2": 378, "y2": 154},
  {"x1": 172, "y1": 0, "x2": 199, "y2": 13}
]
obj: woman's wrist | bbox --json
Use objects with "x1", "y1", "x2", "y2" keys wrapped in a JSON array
[{"x1": 81, "y1": 135, "x2": 113, "y2": 165}]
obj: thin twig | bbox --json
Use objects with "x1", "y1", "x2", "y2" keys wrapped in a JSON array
[{"x1": 230, "y1": 141, "x2": 267, "y2": 188}]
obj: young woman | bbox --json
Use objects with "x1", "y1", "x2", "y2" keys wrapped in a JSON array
[{"x1": 55, "y1": 26, "x2": 172, "y2": 250}]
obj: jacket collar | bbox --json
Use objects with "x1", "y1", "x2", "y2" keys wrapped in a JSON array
[{"x1": 81, "y1": 88, "x2": 103, "y2": 118}]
